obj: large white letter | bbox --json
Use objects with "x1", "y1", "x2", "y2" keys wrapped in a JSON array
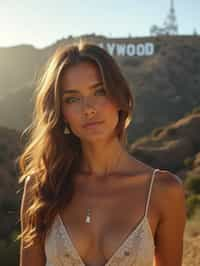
[
  {"x1": 136, "y1": 44, "x2": 145, "y2": 56},
  {"x1": 145, "y1": 43, "x2": 154, "y2": 55},
  {"x1": 126, "y1": 44, "x2": 135, "y2": 56},
  {"x1": 116, "y1": 44, "x2": 126, "y2": 56},
  {"x1": 106, "y1": 43, "x2": 116, "y2": 56}
]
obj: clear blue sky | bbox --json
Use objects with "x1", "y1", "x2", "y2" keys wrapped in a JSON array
[{"x1": 0, "y1": 0, "x2": 199, "y2": 48}]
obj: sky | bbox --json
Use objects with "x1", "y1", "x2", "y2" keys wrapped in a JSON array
[{"x1": 0, "y1": 0, "x2": 199, "y2": 49}]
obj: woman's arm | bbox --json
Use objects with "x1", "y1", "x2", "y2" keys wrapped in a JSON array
[
  {"x1": 19, "y1": 176, "x2": 46, "y2": 266},
  {"x1": 154, "y1": 170, "x2": 187, "y2": 266}
]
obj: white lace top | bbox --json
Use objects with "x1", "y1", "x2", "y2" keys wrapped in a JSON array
[{"x1": 44, "y1": 168, "x2": 160, "y2": 266}]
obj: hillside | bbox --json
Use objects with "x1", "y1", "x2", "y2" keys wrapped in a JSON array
[
  {"x1": 130, "y1": 111, "x2": 200, "y2": 175},
  {"x1": 0, "y1": 126, "x2": 22, "y2": 238}
]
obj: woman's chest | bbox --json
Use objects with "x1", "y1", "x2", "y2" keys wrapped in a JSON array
[{"x1": 58, "y1": 180, "x2": 159, "y2": 264}]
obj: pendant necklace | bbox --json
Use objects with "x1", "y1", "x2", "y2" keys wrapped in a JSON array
[
  {"x1": 85, "y1": 149, "x2": 123, "y2": 224},
  {"x1": 85, "y1": 208, "x2": 91, "y2": 223}
]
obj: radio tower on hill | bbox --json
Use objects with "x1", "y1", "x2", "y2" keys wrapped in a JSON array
[
  {"x1": 163, "y1": 0, "x2": 178, "y2": 35},
  {"x1": 150, "y1": 0, "x2": 178, "y2": 36}
]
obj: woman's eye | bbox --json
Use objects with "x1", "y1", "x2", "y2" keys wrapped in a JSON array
[
  {"x1": 95, "y1": 88, "x2": 106, "y2": 96},
  {"x1": 63, "y1": 89, "x2": 106, "y2": 104},
  {"x1": 64, "y1": 97, "x2": 79, "y2": 103}
]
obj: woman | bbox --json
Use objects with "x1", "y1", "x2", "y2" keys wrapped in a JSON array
[{"x1": 18, "y1": 41, "x2": 186, "y2": 266}]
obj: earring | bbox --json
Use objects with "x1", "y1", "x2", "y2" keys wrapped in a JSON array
[{"x1": 64, "y1": 124, "x2": 70, "y2": 134}]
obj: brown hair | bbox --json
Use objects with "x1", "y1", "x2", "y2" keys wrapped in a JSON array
[{"x1": 17, "y1": 41, "x2": 135, "y2": 248}]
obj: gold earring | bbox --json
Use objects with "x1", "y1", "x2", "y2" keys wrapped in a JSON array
[{"x1": 64, "y1": 124, "x2": 70, "y2": 134}]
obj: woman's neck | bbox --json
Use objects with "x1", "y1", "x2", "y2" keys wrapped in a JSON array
[{"x1": 79, "y1": 137, "x2": 128, "y2": 180}]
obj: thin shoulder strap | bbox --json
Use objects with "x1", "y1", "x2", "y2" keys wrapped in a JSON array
[{"x1": 144, "y1": 168, "x2": 160, "y2": 217}]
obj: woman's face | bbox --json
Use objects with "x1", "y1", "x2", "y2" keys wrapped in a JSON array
[{"x1": 61, "y1": 61, "x2": 119, "y2": 143}]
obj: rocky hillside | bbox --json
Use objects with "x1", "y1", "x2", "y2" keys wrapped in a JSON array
[
  {"x1": 183, "y1": 235, "x2": 200, "y2": 266},
  {"x1": 130, "y1": 110, "x2": 200, "y2": 177}
]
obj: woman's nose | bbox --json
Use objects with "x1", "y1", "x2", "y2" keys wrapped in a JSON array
[{"x1": 82, "y1": 97, "x2": 96, "y2": 115}]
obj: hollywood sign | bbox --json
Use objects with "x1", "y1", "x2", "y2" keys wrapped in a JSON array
[{"x1": 98, "y1": 42, "x2": 154, "y2": 56}]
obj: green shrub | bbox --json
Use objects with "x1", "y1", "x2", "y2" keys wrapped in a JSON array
[
  {"x1": 0, "y1": 238, "x2": 19, "y2": 266},
  {"x1": 167, "y1": 127, "x2": 177, "y2": 136},
  {"x1": 186, "y1": 194, "x2": 200, "y2": 218},
  {"x1": 0, "y1": 153, "x2": 6, "y2": 164},
  {"x1": 185, "y1": 175, "x2": 200, "y2": 194},
  {"x1": 0, "y1": 199, "x2": 18, "y2": 213},
  {"x1": 152, "y1": 127, "x2": 163, "y2": 137},
  {"x1": 184, "y1": 156, "x2": 195, "y2": 169},
  {"x1": 0, "y1": 143, "x2": 7, "y2": 153},
  {"x1": 9, "y1": 168, "x2": 17, "y2": 178},
  {"x1": 191, "y1": 105, "x2": 200, "y2": 114}
]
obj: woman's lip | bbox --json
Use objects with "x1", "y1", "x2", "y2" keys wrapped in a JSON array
[{"x1": 83, "y1": 121, "x2": 104, "y2": 128}]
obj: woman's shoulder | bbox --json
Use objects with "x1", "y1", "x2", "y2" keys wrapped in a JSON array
[
  {"x1": 127, "y1": 157, "x2": 183, "y2": 188},
  {"x1": 154, "y1": 169, "x2": 183, "y2": 192},
  {"x1": 153, "y1": 169, "x2": 186, "y2": 218}
]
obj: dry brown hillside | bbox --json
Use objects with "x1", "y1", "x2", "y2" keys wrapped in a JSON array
[{"x1": 130, "y1": 112, "x2": 200, "y2": 176}]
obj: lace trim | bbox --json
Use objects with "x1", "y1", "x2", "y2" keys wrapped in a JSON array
[
  {"x1": 56, "y1": 215, "x2": 83, "y2": 265},
  {"x1": 105, "y1": 222, "x2": 145, "y2": 266},
  {"x1": 46, "y1": 214, "x2": 154, "y2": 266},
  {"x1": 57, "y1": 214, "x2": 150, "y2": 266}
]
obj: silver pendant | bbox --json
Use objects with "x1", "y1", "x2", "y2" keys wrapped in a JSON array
[{"x1": 85, "y1": 208, "x2": 91, "y2": 223}]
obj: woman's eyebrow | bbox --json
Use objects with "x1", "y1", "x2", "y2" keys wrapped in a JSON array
[{"x1": 63, "y1": 81, "x2": 103, "y2": 94}]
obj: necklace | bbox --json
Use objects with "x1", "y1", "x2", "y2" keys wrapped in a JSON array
[{"x1": 85, "y1": 149, "x2": 123, "y2": 224}]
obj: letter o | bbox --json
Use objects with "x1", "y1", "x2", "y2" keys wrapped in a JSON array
[
  {"x1": 136, "y1": 44, "x2": 145, "y2": 56},
  {"x1": 126, "y1": 44, "x2": 135, "y2": 56}
]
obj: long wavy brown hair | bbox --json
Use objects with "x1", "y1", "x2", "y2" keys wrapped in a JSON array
[{"x1": 17, "y1": 41, "x2": 135, "y2": 248}]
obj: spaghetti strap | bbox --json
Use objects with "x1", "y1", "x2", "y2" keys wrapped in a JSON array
[{"x1": 144, "y1": 168, "x2": 160, "y2": 217}]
